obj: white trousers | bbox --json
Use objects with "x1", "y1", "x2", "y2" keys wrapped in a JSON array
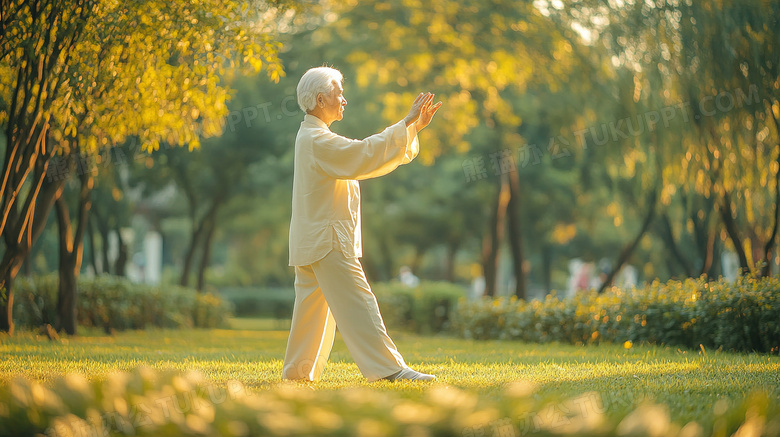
[{"x1": 282, "y1": 249, "x2": 408, "y2": 381}]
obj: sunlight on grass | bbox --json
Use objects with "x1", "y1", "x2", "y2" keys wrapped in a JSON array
[{"x1": 0, "y1": 319, "x2": 777, "y2": 424}]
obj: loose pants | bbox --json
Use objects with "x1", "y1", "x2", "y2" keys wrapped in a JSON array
[{"x1": 282, "y1": 249, "x2": 408, "y2": 381}]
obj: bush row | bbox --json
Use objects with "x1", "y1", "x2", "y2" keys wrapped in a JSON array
[
  {"x1": 373, "y1": 281, "x2": 465, "y2": 334},
  {"x1": 453, "y1": 276, "x2": 780, "y2": 353},
  {"x1": 13, "y1": 275, "x2": 231, "y2": 331},
  {"x1": 217, "y1": 287, "x2": 295, "y2": 319},
  {"x1": 217, "y1": 281, "x2": 466, "y2": 334},
  {"x1": 0, "y1": 367, "x2": 777, "y2": 437}
]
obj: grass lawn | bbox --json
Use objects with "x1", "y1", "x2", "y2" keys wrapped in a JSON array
[{"x1": 1, "y1": 317, "x2": 778, "y2": 425}]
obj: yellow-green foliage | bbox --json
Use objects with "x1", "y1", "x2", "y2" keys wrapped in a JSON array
[
  {"x1": 454, "y1": 276, "x2": 780, "y2": 353},
  {"x1": 12, "y1": 275, "x2": 231, "y2": 331},
  {"x1": 0, "y1": 366, "x2": 777, "y2": 437}
]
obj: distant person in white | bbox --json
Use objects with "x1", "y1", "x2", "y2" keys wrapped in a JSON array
[
  {"x1": 399, "y1": 266, "x2": 420, "y2": 288},
  {"x1": 282, "y1": 66, "x2": 442, "y2": 382}
]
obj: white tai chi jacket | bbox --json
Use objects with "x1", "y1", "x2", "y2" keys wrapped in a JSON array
[{"x1": 288, "y1": 114, "x2": 420, "y2": 267}]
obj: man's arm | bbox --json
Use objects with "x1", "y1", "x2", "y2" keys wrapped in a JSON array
[
  {"x1": 312, "y1": 121, "x2": 419, "y2": 180},
  {"x1": 311, "y1": 92, "x2": 440, "y2": 180}
]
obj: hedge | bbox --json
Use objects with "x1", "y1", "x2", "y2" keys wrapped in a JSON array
[
  {"x1": 217, "y1": 287, "x2": 295, "y2": 319},
  {"x1": 0, "y1": 367, "x2": 777, "y2": 437},
  {"x1": 453, "y1": 276, "x2": 780, "y2": 353},
  {"x1": 373, "y1": 281, "x2": 465, "y2": 334},
  {"x1": 218, "y1": 281, "x2": 466, "y2": 334},
  {"x1": 12, "y1": 275, "x2": 231, "y2": 331}
]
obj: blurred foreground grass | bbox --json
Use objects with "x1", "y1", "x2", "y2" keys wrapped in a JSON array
[{"x1": 0, "y1": 318, "x2": 777, "y2": 426}]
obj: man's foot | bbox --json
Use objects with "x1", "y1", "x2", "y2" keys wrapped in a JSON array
[{"x1": 383, "y1": 368, "x2": 436, "y2": 382}]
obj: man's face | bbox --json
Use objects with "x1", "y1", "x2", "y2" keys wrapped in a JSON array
[{"x1": 321, "y1": 81, "x2": 347, "y2": 123}]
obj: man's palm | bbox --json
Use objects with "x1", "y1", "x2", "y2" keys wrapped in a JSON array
[{"x1": 417, "y1": 96, "x2": 442, "y2": 130}]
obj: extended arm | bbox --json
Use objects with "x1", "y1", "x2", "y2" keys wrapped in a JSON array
[
  {"x1": 312, "y1": 92, "x2": 441, "y2": 181},
  {"x1": 312, "y1": 121, "x2": 419, "y2": 180}
]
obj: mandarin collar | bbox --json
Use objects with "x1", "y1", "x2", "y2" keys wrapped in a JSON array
[{"x1": 303, "y1": 114, "x2": 329, "y2": 130}]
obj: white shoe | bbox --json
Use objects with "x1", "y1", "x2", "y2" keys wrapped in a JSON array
[{"x1": 383, "y1": 368, "x2": 436, "y2": 381}]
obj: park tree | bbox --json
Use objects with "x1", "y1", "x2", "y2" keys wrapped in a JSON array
[
  {"x1": 0, "y1": 0, "x2": 91, "y2": 334},
  {"x1": 671, "y1": 0, "x2": 780, "y2": 277},
  {"x1": 654, "y1": 1, "x2": 774, "y2": 276},
  {"x1": 0, "y1": 0, "x2": 293, "y2": 334},
  {"x1": 133, "y1": 74, "x2": 296, "y2": 291},
  {"x1": 549, "y1": 0, "x2": 779, "y2": 287}
]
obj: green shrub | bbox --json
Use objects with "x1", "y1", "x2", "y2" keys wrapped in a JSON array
[
  {"x1": 12, "y1": 275, "x2": 231, "y2": 331},
  {"x1": 12, "y1": 275, "x2": 59, "y2": 328},
  {"x1": 374, "y1": 281, "x2": 466, "y2": 334},
  {"x1": 217, "y1": 282, "x2": 465, "y2": 334},
  {"x1": 216, "y1": 287, "x2": 295, "y2": 318},
  {"x1": 0, "y1": 367, "x2": 777, "y2": 437},
  {"x1": 453, "y1": 276, "x2": 780, "y2": 353}
]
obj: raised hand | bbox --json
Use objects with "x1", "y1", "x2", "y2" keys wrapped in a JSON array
[
  {"x1": 415, "y1": 93, "x2": 442, "y2": 131},
  {"x1": 404, "y1": 92, "x2": 430, "y2": 126}
]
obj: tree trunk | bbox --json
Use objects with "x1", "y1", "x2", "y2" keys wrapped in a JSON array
[
  {"x1": 175, "y1": 165, "x2": 200, "y2": 287},
  {"x1": 410, "y1": 247, "x2": 426, "y2": 276},
  {"x1": 55, "y1": 197, "x2": 77, "y2": 335},
  {"x1": 762, "y1": 146, "x2": 780, "y2": 277},
  {"x1": 56, "y1": 256, "x2": 78, "y2": 335},
  {"x1": 92, "y1": 207, "x2": 111, "y2": 274},
  {"x1": 0, "y1": 102, "x2": 52, "y2": 240},
  {"x1": 114, "y1": 223, "x2": 127, "y2": 277},
  {"x1": 541, "y1": 244, "x2": 552, "y2": 295},
  {"x1": 598, "y1": 189, "x2": 657, "y2": 293},
  {"x1": 444, "y1": 240, "x2": 459, "y2": 282},
  {"x1": 54, "y1": 169, "x2": 93, "y2": 335},
  {"x1": 482, "y1": 179, "x2": 510, "y2": 297},
  {"x1": 88, "y1": 217, "x2": 99, "y2": 275},
  {"x1": 101, "y1": 229, "x2": 111, "y2": 274},
  {"x1": 685, "y1": 194, "x2": 718, "y2": 277},
  {"x1": 0, "y1": 151, "x2": 49, "y2": 295},
  {"x1": 506, "y1": 171, "x2": 526, "y2": 299},
  {"x1": 196, "y1": 214, "x2": 218, "y2": 292},
  {"x1": 0, "y1": 157, "x2": 67, "y2": 333},
  {"x1": 0, "y1": 267, "x2": 16, "y2": 335},
  {"x1": 181, "y1": 226, "x2": 199, "y2": 287},
  {"x1": 22, "y1": 254, "x2": 32, "y2": 277},
  {"x1": 718, "y1": 192, "x2": 751, "y2": 275},
  {"x1": 657, "y1": 213, "x2": 693, "y2": 277},
  {"x1": 700, "y1": 228, "x2": 717, "y2": 277},
  {"x1": 181, "y1": 199, "x2": 221, "y2": 287}
]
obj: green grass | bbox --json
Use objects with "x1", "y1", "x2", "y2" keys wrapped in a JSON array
[{"x1": 0, "y1": 318, "x2": 777, "y2": 425}]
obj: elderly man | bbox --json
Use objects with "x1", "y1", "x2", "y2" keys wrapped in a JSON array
[{"x1": 282, "y1": 66, "x2": 442, "y2": 382}]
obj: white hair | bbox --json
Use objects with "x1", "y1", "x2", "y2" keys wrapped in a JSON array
[{"x1": 296, "y1": 66, "x2": 343, "y2": 113}]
